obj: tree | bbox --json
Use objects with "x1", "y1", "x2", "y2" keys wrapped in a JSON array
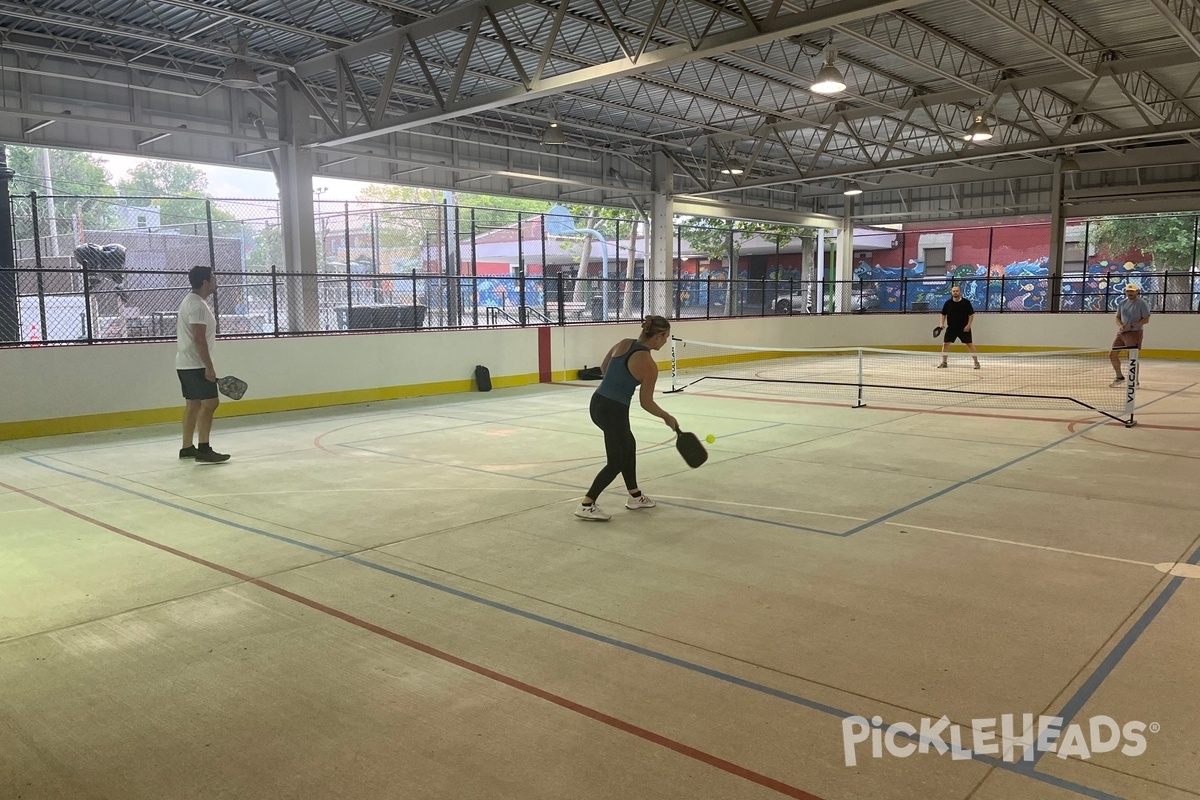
[
  {"x1": 117, "y1": 161, "x2": 208, "y2": 197},
  {"x1": 5, "y1": 146, "x2": 117, "y2": 233},
  {"x1": 117, "y1": 161, "x2": 216, "y2": 232},
  {"x1": 679, "y1": 217, "x2": 819, "y2": 313},
  {"x1": 1091, "y1": 214, "x2": 1198, "y2": 270}
]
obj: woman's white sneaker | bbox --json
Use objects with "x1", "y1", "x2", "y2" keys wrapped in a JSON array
[
  {"x1": 575, "y1": 503, "x2": 611, "y2": 521},
  {"x1": 625, "y1": 494, "x2": 656, "y2": 510}
]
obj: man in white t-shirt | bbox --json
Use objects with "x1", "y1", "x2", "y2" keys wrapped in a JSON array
[{"x1": 176, "y1": 266, "x2": 230, "y2": 463}]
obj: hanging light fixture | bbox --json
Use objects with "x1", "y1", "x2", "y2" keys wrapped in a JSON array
[
  {"x1": 220, "y1": 36, "x2": 261, "y2": 90},
  {"x1": 719, "y1": 157, "x2": 744, "y2": 176},
  {"x1": 842, "y1": 180, "x2": 863, "y2": 196},
  {"x1": 542, "y1": 109, "x2": 566, "y2": 145},
  {"x1": 810, "y1": 47, "x2": 846, "y2": 95},
  {"x1": 1060, "y1": 150, "x2": 1081, "y2": 173},
  {"x1": 963, "y1": 112, "x2": 993, "y2": 142}
]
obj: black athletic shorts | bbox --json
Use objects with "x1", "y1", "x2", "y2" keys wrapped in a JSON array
[
  {"x1": 943, "y1": 328, "x2": 973, "y2": 344},
  {"x1": 178, "y1": 368, "x2": 218, "y2": 400}
]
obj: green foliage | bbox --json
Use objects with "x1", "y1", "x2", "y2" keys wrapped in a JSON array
[
  {"x1": 356, "y1": 184, "x2": 552, "y2": 237},
  {"x1": 115, "y1": 161, "x2": 240, "y2": 232},
  {"x1": 677, "y1": 217, "x2": 818, "y2": 263},
  {"x1": 117, "y1": 161, "x2": 208, "y2": 197},
  {"x1": 459, "y1": 193, "x2": 550, "y2": 232},
  {"x1": 4, "y1": 146, "x2": 118, "y2": 231},
  {"x1": 1091, "y1": 214, "x2": 1198, "y2": 270}
]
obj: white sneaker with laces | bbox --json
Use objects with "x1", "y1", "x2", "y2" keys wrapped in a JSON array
[
  {"x1": 625, "y1": 494, "x2": 656, "y2": 510},
  {"x1": 1110, "y1": 377, "x2": 1126, "y2": 387},
  {"x1": 574, "y1": 503, "x2": 611, "y2": 521}
]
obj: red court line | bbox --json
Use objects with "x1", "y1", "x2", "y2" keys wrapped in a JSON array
[{"x1": 2, "y1": 479, "x2": 826, "y2": 800}]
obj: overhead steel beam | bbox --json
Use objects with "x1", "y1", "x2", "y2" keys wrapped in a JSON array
[
  {"x1": 1145, "y1": 0, "x2": 1200, "y2": 60},
  {"x1": 967, "y1": 0, "x2": 1197, "y2": 124},
  {"x1": 687, "y1": 118, "x2": 1200, "y2": 195},
  {"x1": 293, "y1": 0, "x2": 537, "y2": 77},
  {"x1": 315, "y1": 0, "x2": 933, "y2": 146}
]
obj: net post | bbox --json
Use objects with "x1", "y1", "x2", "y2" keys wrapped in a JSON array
[
  {"x1": 1124, "y1": 347, "x2": 1139, "y2": 427},
  {"x1": 855, "y1": 348, "x2": 866, "y2": 408},
  {"x1": 667, "y1": 335, "x2": 683, "y2": 393}
]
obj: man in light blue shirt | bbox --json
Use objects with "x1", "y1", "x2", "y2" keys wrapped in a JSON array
[{"x1": 1109, "y1": 283, "x2": 1151, "y2": 386}]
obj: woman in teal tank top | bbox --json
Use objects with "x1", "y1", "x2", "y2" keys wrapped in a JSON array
[{"x1": 575, "y1": 316, "x2": 678, "y2": 521}]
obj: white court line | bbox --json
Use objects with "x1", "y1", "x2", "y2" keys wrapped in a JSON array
[
  {"x1": 881, "y1": 522, "x2": 1158, "y2": 567},
  {"x1": 652, "y1": 495, "x2": 865, "y2": 521},
  {"x1": 83, "y1": 485, "x2": 1158, "y2": 569},
  {"x1": 655, "y1": 495, "x2": 1158, "y2": 568}
]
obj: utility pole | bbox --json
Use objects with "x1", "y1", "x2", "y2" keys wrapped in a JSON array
[{"x1": 39, "y1": 147, "x2": 60, "y2": 258}]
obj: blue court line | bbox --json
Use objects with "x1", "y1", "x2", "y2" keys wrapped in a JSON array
[
  {"x1": 1031, "y1": 539, "x2": 1200, "y2": 769},
  {"x1": 19, "y1": 456, "x2": 1138, "y2": 799},
  {"x1": 843, "y1": 382, "x2": 1198, "y2": 536}
]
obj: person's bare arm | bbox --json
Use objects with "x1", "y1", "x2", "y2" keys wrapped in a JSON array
[
  {"x1": 191, "y1": 322, "x2": 216, "y2": 382},
  {"x1": 965, "y1": 312, "x2": 974, "y2": 332},
  {"x1": 630, "y1": 351, "x2": 677, "y2": 429}
]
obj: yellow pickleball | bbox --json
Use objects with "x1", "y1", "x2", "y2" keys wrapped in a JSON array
[{"x1": 705, "y1": 434, "x2": 716, "y2": 444}]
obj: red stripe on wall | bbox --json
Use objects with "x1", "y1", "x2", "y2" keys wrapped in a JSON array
[{"x1": 538, "y1": 326, "x2": 552, "y2": 382}]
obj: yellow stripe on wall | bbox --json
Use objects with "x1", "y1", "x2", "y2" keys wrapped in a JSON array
[{"x1": 0, "y1": 372, "x2": 542, "y2": 442}]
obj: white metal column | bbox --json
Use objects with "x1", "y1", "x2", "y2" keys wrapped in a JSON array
[
  {"x1": 836, "y1": 197, "x2": 855, "y2": 313},
  {"x1": 649, "y1": 151, "x2": 673, "y2": 317},
  {"x1": 276, "y1": 82, "x2": 319, "y2": 331}
]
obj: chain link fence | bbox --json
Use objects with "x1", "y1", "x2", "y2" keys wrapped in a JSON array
[{"x1": 4, "y1": 196, "x2": 1199, "y2": 345}]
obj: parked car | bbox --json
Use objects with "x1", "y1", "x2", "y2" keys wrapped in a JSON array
[
  {"x1": 774, "y1": 290, "x2": 812, "y2": 314},
  {"x1": 851, "y1": 288, "x2": 882, "y2": 312},
  {"x1": 776, "y1": 288, "x2": 881, "y2": 313}
]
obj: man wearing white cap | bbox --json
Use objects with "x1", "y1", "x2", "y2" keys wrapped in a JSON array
[{"x1": 1109, "y1": 283, "x2": 1150, "y2": 387}]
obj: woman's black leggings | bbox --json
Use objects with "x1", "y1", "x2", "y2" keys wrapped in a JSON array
[{"x1": 585, "y1": 393, "x2": 637, "y2": 500}]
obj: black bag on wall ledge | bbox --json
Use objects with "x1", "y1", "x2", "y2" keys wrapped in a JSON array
[{"x1": 475, "y1": 365, "x2": 492, "y2": 392}]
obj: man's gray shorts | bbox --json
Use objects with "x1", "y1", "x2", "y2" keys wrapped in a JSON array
[{"x1": 178, "y1": 368, "x2": 218, "y2": 400}]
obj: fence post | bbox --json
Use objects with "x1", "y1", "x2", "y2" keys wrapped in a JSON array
[
  {"x1": 271, "y1": 264, "x2": 280, "y2": 336},
  {"x1": 29, "y1": 191, "x2": 48, "y2": 342},
  {"x1": 518, "y1": 265, "x2": 527, "y2": 326},
  {"x1": 557, "y1": 272, "x2": 565, "y2": 325}
]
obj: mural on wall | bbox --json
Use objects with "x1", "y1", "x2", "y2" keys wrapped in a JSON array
[
  {"x1": 846, "y1": 257, "x2": 1175, "y2": 312},
  {"x1": 1060, "y1": 261, "x2": 1157, "y2": 311}
]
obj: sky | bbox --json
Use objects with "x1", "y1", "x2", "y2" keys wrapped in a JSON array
[{"x1": 101, "y1": 154, "x2": 373, "y2": 202}]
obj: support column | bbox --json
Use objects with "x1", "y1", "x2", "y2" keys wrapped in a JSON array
[
  {"x1": 0, "y1": 146, "x2": 18, "y2": 342},
  {"x1": 836, "y1": 197, "x2": 855, "y2": 313},
  {"x1": 1048, "y1": 162, "x2": 1067, "y2": 312},
  {"x1": 816, "y1": 228, "x2": 825, "y2": 314},
  {"x1": 649, "y1": 151, "x2": 673, "y2": 317},
  {"x1": 276, "y1": 82, "x2": 319, "y2": 331}
]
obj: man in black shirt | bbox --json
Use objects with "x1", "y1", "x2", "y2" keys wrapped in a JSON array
[{"x1": 938, "y1": 285, "x2": 981, "y2": 369}]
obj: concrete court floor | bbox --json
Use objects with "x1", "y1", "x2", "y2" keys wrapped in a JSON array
[{"x1": 2, "y1": 360, "x2": 1199, "y2": 800}]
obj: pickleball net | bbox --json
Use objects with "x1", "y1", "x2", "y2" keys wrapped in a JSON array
[{"x1": 669, "y1": 338, "x2": 1139, "y2": 425}]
